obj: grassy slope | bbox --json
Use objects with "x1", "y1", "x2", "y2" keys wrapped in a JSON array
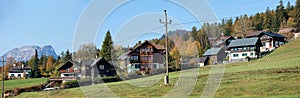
[
  {"x1": 17, "y1": 39, "x2": 300, "y2": 98},
  {"x1": 0, "y1": 78, "x2": 48, "y2": 92}
]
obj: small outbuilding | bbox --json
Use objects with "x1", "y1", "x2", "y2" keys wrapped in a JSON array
[{"x1": 203, "y1": 48, "x2": 226, "y2": 65}]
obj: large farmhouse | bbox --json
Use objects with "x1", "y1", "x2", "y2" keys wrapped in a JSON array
[
  {"x1": 228, "y1": 37, "x2": 263, "y2": 62},
  {"x1": 54, "y1": 58, "x2": 117, "y2": 83},
  {"x1": 8, "y1": 65, "x2": 31, "y2": 79},
  {"x1": 127, "y1": 41, "x2": 165, "y2": 74},
  {"x1": 246, "y1": 31, "x2": 286, "y2": 53}
]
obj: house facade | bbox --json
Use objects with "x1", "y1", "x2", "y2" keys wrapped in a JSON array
[
  {"x1": 278, "y1": 28, "x2": 296, "y2": 40},
  {"x1": 213, "y1": 34, "x2": 235, "y2": 49},
  {"x1": 8, "y1": 65, "x2": 31, "y2": 79},
  {"x1": 203, "y1": 48, "x2": 226, "y2": 64},
  {"x1": 198, "y1": 56, "x2": 209, "y2": 67},
  {"x1": 54, "y1": 58, "x2": 117, "y2": 83},
  {"x1": 246, "y1": 31, "x2": 286, "y2": 53},
  {"x1": 228, "y1": 37, "x2": 263, "y2": 62},
  {"x1": 117, "y1": 52, "x2": 130, "y2": 70},
  {"x1": 89, "y1": 58, "x2": 117, "y2": 78},
  {"x1": 56, "y1": 60, "x2": 81, "y2": 82},
  {"x1": 128, "y1": 41, "x2": 165, "y2": 74}
]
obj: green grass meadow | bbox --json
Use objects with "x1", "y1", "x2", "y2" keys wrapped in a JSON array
[
  {"x1": 16, "y1": 39, "x2": 300, "y2": 98},
  {"x1": 0, "y1": 78, "x2": 47, "y2": 92}
]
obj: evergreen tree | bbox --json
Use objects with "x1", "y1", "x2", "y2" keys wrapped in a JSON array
[
  {"x1": 252, "y1": 13, "x2": 263, "y2": 30},
  {"x1": 287, "y1": 1, "x2": 292, "y2": 11},
  {"x1": 294, "y1": 0, "x2": 300, "y2": 31},
  {"x1": 275, "y1": 0, "x2": 288, "y2": 31},
  {"x1": 263, "y1": 7, "x2": 273, "y2": 30},
  {"x1": 99, "y1": 30, "x2": 113, "y2": 61},
  {"x1": 64, "y1": 50, "x2": 72, "y2": 61},
  {"x1": 31, "y1": 49, "x2": 41, "y2": 78},
  {"x1": 46, "y1": 56, "x2": 54, "y2": 73},
  {"x1": 224, "y1": 18, "x2": 233, "y2": 36},
  {"x1": 190, "y1": 26, "x2": 198, "y2": 41}
]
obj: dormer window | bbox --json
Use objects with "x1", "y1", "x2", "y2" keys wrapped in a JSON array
[{"x1": 99, "y1": 65, "x2": 104, "y2": 70}]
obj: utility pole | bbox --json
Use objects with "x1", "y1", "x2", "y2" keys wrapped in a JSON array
[
  {"x1": 1, "y1": 56, "x2": 5, "y2": 98},
  {"x1": 160, "y1": 10, "x2": 171, "y2": 85}
]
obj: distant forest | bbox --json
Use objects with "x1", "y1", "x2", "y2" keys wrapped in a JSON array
[{"x1": 198, "y1": 0, "x2": 300, "y2": 39}]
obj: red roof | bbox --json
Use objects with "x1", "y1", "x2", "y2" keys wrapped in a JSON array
[
  {"x1": 129, "y1": 40, "x2": 165, "y2": 54},
  {"x1": 246, "y1": 31, "x2": 262, "y2": 37},
  {"x1": 278, "y1": 28, "x2": 296, "y2": 34}
]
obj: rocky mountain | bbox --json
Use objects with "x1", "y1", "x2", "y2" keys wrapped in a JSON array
[{"x1": 2, "y1": 45, "x2": 58, "y2": 61}]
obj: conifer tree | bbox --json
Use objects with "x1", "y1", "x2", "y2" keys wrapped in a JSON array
[{"x1": 99, "y1": 30, "x2": 113, "y2": 61}]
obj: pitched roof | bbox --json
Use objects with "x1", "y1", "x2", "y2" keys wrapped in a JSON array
[
  {"x1": 278, "y1": 28, "x2": 296, "y2": 33},
  {"x1": 153, "y1": 44, "x2": 165, "y2": 50},
  {"x1": 203, "y1": 48, "x2": 222, "y2": 56},
  {"x1": 259, "y1": 31, "x2": 286, "y2": 38},
  {"x1": 57, "y1": 60, "x2": 81, "y2": 70},
  {"x1": 246, "y1": 31, "x2": 262, "y2": 37},
  {"x1": 129, "y1": 40, "x2": 165, "y2": 54},
  {"x1": 228, "y1": 37, "x2": 261, "y2": 48},
  {"x1": 198, "y1": 56, "x2": 208, "y2": 63}
]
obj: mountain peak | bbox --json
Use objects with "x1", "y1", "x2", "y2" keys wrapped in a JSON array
[{"x1": 2, "y1": 45, "x2": 58, "y2": 62}]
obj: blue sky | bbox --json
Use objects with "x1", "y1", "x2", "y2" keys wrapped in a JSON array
[{"x1": 0, "y1": 0, "x2": 296, "y2": 56}]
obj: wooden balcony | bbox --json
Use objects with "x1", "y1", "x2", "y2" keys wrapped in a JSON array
[
  {"x1": 59, "y1": 70, "x2": 80, "y2": 73},
  {"x1": 49, "y1": 76, "x2": 77, "y2": 81}
]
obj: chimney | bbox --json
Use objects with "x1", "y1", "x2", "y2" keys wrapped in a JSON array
[{"x1": 138, "y1": 41, "x2": 141, "y2": 45}]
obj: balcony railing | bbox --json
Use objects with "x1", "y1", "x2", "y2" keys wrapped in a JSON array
[{"x1": 49, "y1": 76, "x2": 77, "y2": 81}]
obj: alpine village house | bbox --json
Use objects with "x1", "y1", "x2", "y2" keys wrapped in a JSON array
[
  {"x1": 52, "y1": 57, "x2": 117, "y2": 83},
  {"x1": 127, "y1": 40, "x2": 165, "y2": 74},
  {"x1": 228, "y1": 37, "x2": 263, "y2": 62},
  {"x1": 246, "y1": 31, "x2": 287, "y2": 53}
]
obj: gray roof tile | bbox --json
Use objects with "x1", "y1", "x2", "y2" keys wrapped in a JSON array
[
  {"x1": 228, "y1": 37, "x2": 260, "y2": 48},
  {"x1": 203, "y1": 48, "x2": 222, "y2": 56}
]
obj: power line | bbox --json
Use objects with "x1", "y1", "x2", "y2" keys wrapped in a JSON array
[{"x1": 213, "y1": 0, "x2": 268, "y2": 12}]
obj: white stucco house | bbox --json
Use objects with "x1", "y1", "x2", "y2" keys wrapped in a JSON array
[
  {"x1": 227, "y1": 37, "x2": 263, "y2": 62},
  {"x1": 8, "y1": 65, "x2": 32, "y2": 79}
]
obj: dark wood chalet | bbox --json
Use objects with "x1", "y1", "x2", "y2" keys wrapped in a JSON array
[
  {"x1": 213, "y1": 34, "x2": 235, "y2": 49},
  {"x1": 54, "y1": 58, "x2": 117, "y2": 83},
  {"x1": 246, "y1": 31, "x2": 286, "y2": 52},
  {"x1": 128, "y1": 40, "x2": 165, "y2": 74},
  {"x1": 56, "y1": 60, "x2": 81, "y2": 82},
  {"x1": 89, "y1": 58, "x2": 117, "y2": 77}
]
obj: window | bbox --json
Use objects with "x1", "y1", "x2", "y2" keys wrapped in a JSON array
[
  {"x1": 250, "y1": 47, "x2": 255, "y2": 50},
  {"x1": 148, "y1": 56, "x2": 152, "y2": 61},
  {"x1": 243, "y1": 47, "x2": 247, "y2": 50},
  {"x1": 135, "y1": 64, "x2": 140, "y2": 69},
  {"x1": 130, "y1": 56, "x2": 139, "y2": 61},
  {"x1": 99, "y1": 65, "x2": 104, "y2": 70},
  {"x1": 18, "y1": 74, "x2": 21, "y2": 77},
  {"x1": 242, "y1": 53, "x2": 247, "y2": 56},
  {"x1": 233, "y1": 54, "x2": 239, "y2": 57},
  {"x1": 11, "y1": 74, "x2": 15, "y2": 76},
  {"x1": 153, "y1": 64, "x2": 157, "y2": 69},
  {"x1": 106, "y1": 70, "x2": 109, "y2": 72},
  {"x1": 250, "y1": 53, "x2": 254, "y2": 56}
]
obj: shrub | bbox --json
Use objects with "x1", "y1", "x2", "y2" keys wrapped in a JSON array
[{"x1": 63, "y1": 80, "x2": 79, "y2": 88}]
